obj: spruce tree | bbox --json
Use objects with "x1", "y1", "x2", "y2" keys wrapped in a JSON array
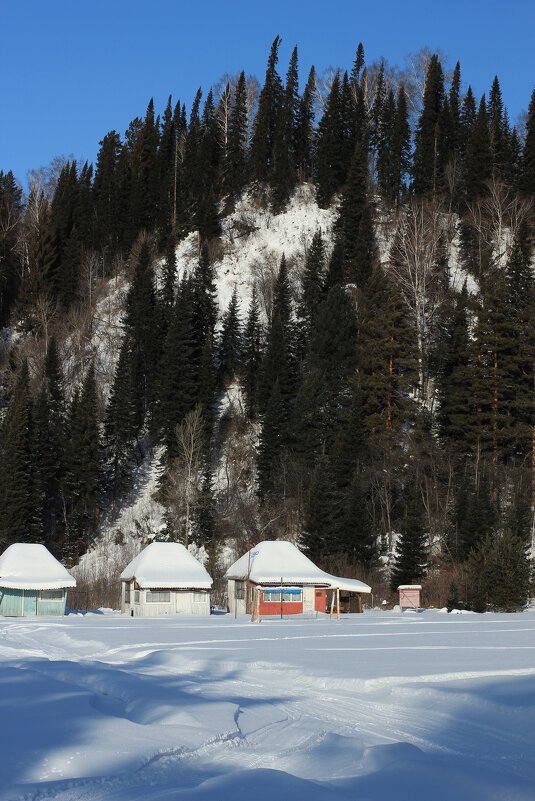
[
  {"x1": 500, "y1": 221, "x2": 535, "y2": 459},
  {"x1": 63, "y1": 364, "x2": 101, "y2": 560},
  {"x1": 156, "y1": 95, "x2": 176, "y2": 239},
  {"x1": 250, "y1": 37, "x2": 283, "y2": 186},
  {"x1": 390, "y1": 480, "x2": 427, "y2": 590},
  {"x1": 301, "y1": 457, "x2": 340, "y2": 563},
  {"x1": 436, "y1": 283, "x2": 472, "y2": 448},
  {"x1": 0, "y1": 362, "x2": 37, "y2": 547},
  {"x1": 369, "y1": 62, "x2": 386, "y2": 177},
  {"x1": 520, "y1": 85, "x2": 535, "y2": 195},
  {"x1": 0, "y1": 170, "x2": 23, "y2": 326},
  {"x1": 192, "y1": 242, "x2": 218, "y2": 350},
  {"x1": 241, "y1": 285, "x2": 263, "y2": 418},
  {"x1": 160, "y1": 234, "x2": 177, "y2": 330},
  {"x1": 341, "y1": 469, "x2": 377, "y2": 568},
  {"x1": 391, "y1": 87, "x2": 411, "y2": 204},
  {"x1": 223, "y1": 71, "x2": 248, "y2": 198},
  {"x1": 157, "y1": 278, "x2": 200, "y2": 457},
  {"x1": 299, "y1": 230, "x2": 326, "y2": 339},
  {"x1": 34, "y1": 338, "x2": 66, "y2": 548},
  {"x1": 340, "y1": 72, "x2": 356, "y2": 180},
  {"x1": 129, "y1": 99, "x2": 160, "y2": 235},
  {"x1": 449, "y1": 467, "x2": 496, "y2": 561},
  {"x1": 295, "y1": 66, "x2": 316, "y2": 182},
  {"x1": 350, "y1": 43, "x2": 365, "y2": 89},
  {"x1": 256, "y1": 380, "x2": 286, "y2": 499},
  {"x1": 93, "y1": 131, "x2": 123, "y2": 260},
  {"x1": 193, "y1": 469, "x2": 217, "y2": 548},
  {"x1": 459, "y1": 86, "x2": 477, "y2": 157},
  {"x1": 411, "y1": 54, "x2": 445, "y2": 195},
  {"x1": 315, "y1": 71, "x2": 343, "y2": 208},
  {"x1": 259, "y1": 255, "x2": 295, "y2": 412},
  {"x1": 18, "y1": 214, "x2": 60, "y2": 322},
  {"x1": 182, "y1": 88, "x2": 204, "y2": 230},
  {"x1": 122, "y1": 239, "x2": 158, "y2": 429},
  {"x1": 358, "y1": 267, "x2": 417, "y2": 437},
  {"x1": 464, "y1": 95, "x2": 491, "y2": 202},
  {"x1": 271, "y1": 45, "x2": 299, "y2": 212},
  {"x1": 290, "y1": 369, "x2": 327, "y2": 469},
  {"x1": 486, "y1": 529, "x2": 531, "y2": 610},
  {"x1": 336, "y1": 133, "x2": 376, "y2": 286},
  {"x1": 217, "y1": 287, "x2": 242, "y2": 385},
  {"x1": 376, "y1": 88, "x2": 396, "y2": 200},
  {"x1": 329, "y1": 387, "x2": 369, "y2": 491},
  {"x1": 449, "y1": 61, "x2": 462, "y2": 156},
  {"x1": 488, "y1": 76, "x2": 508, "y2": 177},
  {"x1": 298, "y1": 286, "x2": 359, "y2": 456},
  {"x1": 106, "y1": 337, "x2": 140, "y2": 503}
]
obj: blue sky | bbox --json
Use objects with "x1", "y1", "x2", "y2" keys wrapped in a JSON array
[{"x1": 2, "y1": 0, "x2": 534, "y2": 188}]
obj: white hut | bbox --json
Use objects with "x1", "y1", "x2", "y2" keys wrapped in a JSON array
[
  {"x1": 0, "y1": 543, "x2": 76, "y2": 617},
  {"x1": 225, "y1": 540, "x2": 371, "y2": 617},
  {"x1": 120, "y1": 542, "x2": 212, "y2": 616}
]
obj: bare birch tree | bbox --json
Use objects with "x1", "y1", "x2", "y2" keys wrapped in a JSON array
[
  {"x1": 388, "y1": 198, "x2": 446, "y2": 406},
  {"x1": 466, "y1": 178, "x2": 532, "y2": 271},
  {"x1": 164, "y1": 405, "x2": 205, "y2": 546}
]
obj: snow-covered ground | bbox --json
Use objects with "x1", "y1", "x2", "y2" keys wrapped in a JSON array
[{"x1": 1, "y1": 610, "x2": 534, "y2": 801}]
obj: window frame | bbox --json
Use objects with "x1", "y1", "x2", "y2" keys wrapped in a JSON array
[
  {"x1": 38, "y1": 589, "x2": 64, "y2": 602},
  {"x1": 262, "y1": 589, "x2": 302, "y2": 603},
  {"x1": 145, "y1": 590, "x2": 171, "y2": 604}
]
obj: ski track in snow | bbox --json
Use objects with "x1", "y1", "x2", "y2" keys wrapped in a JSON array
[{"x1": 1, "y1": 610, "x2": 535, "y2": 801}]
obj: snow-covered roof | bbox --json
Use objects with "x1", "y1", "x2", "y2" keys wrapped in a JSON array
[
  {"x1": 120, "y1": 542, "x2": 212, "y2": 589},
  {"x1": 0, "y1": 543, "x2": 76, "y2": 590},
  {"x1": 398, "y1": 585, "x2": 422, "y2": 590},
  {"x1": 224, "y1": 541, "x2": 371, "y2": 594}
]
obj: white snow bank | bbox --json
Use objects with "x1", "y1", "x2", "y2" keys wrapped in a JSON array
[
  {"x1": 225, "y1": 540, "x2": 371, "y2": 593},
  {"x1": 120, "y1": 542, "x2": 212, "y2": 589},
  {"x1": 0, "y1": 611, "x2": 534, "y2": 801},
  {"x1": 0, "y1": 543, "x2": 75, "y2": 590}
]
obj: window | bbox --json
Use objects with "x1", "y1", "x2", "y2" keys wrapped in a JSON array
[
  {"x1": 124, "y1": 583, "x2": 131, "y2": 603},
  {"x1": 192, "y1": 592, "x2": 206, "y2": 603},
  {"x1": 38, "y1": 590, "x2": 63, "y2": 601},
  {"x1": 235, "y1": 581, "x2": 245, "y2": 600},
  {"x1": 262, "y1": 589, "x2": 302, "y2": 603},
  {"x1": 146, "y1": 591, "x2": 171, "y2": 603},
  {"x1": 134, "y1": 590, "x2": 140, "y2": 603}
]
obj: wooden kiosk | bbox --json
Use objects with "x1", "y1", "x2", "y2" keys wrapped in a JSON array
[{"x1": 398, "y1": 584, "x2": 422, "y2": 610}]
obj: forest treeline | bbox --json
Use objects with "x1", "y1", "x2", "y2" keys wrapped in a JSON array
[{"x1": 1, "y1": 39, "x2": 535, "y2": 611}]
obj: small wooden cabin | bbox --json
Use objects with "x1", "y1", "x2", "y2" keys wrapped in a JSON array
[
  {"x1": 120, "y1": 542, "x2": 212, "y2": 616},
  {"x1": 0, "y1": 543, "x2": 76, "y2": 617},
  {"x1": 225, "y1": 541, "x2": 371, "y2": 617}
]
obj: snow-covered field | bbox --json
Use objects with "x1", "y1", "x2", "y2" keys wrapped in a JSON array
[{"x1": 1, "y1": 610, "x2": 534, "y2": 801}]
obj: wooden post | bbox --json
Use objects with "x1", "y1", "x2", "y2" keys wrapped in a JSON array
[
  {"x1": 329, "y1": 588, "x2": 335, "y2": 620},
  {"x1": 336, "y1": 587, "x2": 340, "y2": 620},
  {"x1": 280, "y1": 577, "x2": 283, "y2": 619},
  {"x1": 256, "y1": 588, "x2": 260, "y2": 624},
  {"x1": 250, "y1": 588, "x2": 256, "y2": 623}
]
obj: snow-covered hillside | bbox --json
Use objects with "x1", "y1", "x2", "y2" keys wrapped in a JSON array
[
  {"x1": 1, "y1": 609, "x2": 534, "y2": 800},
  {"x1": 75, "y1": 185, "x2": 337, "y2": 582},
  {"x1": 174, "y1": 183, "x2": 337, "y2": 316}
]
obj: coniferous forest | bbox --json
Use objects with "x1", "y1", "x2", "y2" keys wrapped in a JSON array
[{"x1": 1, "y1": 39, "x2": 535, "y2": 611}]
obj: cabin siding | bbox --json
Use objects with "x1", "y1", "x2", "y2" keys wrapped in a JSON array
[
  {"x1": 122, "y1": 583, "x2": 210, "y2": 616},
  {"x1": 0, "y1": 587, "x2": 67, "y2": 616}
]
